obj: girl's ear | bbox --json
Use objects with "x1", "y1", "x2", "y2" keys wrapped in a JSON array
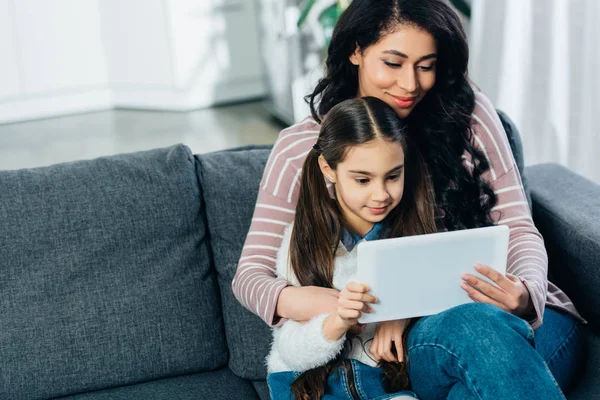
[
  {"x1": 349, "y1": 44, "x2": 362, "y2": 66},
  {"x1": 318, "y1": 155, "x2": 337, "y2": 184}
]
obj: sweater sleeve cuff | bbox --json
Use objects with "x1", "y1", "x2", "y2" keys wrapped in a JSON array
[
  {"x1": 275, "y1": 313, "x2": 346, "y2": 372},
  {"x1": 268, "y1": 277, "x2": 292, "y2": 328},
  {"x1": 519, "y1": 277, "x2": 545, "y2": 330}
]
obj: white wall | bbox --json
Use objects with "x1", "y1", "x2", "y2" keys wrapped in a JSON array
[
  {"x1": 0, "y1": 0, "x2": 111, "y2": 123},
  {"x1": 0, "y1": 0, "x2": 266, "y2": 124}
]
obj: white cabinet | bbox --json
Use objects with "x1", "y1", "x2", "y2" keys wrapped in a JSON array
[
  {"x1": 0, "y1": 0, "x2": 266, "y2": 123},
  {"x1": 105, "y1": 0, "x2": 266, "y2": 110},
  {"x1": 257, "y1": 0, "x2": 322, "y2": 124}
]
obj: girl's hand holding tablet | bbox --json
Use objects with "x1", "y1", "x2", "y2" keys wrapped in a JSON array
[{"x1": 323, "y1": 282, "x2": 378, "y2": 341}]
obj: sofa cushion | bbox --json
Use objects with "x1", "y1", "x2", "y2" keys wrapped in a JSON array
[
  {"x1": 56, "y1": 368, "x2": 260, "y2": 400},
  {"x1": 196, "y1": 146, "x2": 273, "y2": 381},
  {"x1": 0, "y1": 145, "x2": 227, "y2": 400}
]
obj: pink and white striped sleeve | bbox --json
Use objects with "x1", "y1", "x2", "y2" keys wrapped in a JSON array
[
  {"x1": 232, "y1": 117, "x2": 320, "y2": 327},
  {"x1": 470, "y1": 92, "x2": 548, "y2": 329}
]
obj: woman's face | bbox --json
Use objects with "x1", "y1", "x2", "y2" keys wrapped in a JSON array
[
  {"x1": 350, "y1": 25, "x2": 437, "y2": 118},
  {"x1": 319, "y1": 138, "x2": 405, "y2": 237}
]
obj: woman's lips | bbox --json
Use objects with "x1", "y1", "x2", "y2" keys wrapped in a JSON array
[{"x1": 389, "y1": 94, "x2": 416, "y2": 108}]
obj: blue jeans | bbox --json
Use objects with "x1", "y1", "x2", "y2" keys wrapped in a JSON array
[
  {"x1": 268, "y1": 360, "x2": 419, "y2": 400},
  {"x1": 268, "y1": 304, "x2": 582, "y2": 400},
  {"x1": 407, "y1": 303, "x2": 583, "y2": 400}
]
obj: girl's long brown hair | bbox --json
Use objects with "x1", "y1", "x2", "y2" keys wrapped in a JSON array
[{"x1": 289, "y1": 97, "x2": 437, "y2": 399}]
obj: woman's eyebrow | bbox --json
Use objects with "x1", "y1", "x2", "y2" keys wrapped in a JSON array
[{"x1": 383, "y1": 50, "x2": 437, "y2": 62}]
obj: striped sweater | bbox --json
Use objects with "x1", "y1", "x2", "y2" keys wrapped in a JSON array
[{"x1": 232, "y1": 91, "x2": 583, "y2": 330}]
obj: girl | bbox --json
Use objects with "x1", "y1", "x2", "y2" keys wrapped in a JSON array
[
  {"x1": 237, "y1": 0, "x2": 584, "y2": 397},
  {"x1": 267, "y1": 96, "x2": 432, "y2": 400}
]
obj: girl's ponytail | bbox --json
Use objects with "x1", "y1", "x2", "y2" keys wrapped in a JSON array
[{"x1": 290, "y1": 148, "x2": 341, "y2": 288}]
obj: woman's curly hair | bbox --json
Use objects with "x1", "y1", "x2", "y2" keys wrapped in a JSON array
[{"x1": 308, "y1": 0, "x2": 497, "y2": 232}]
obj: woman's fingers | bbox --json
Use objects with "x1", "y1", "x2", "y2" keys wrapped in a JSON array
[
  {"x1": 461, "y1": 273, "x2": 507, "y2": 301},
  {"x1": 473, "y1": 264, "x2": 513, "y2": 291},
  {"x1": 461, "y1": 280, "x2": 507, "y2": 311}
]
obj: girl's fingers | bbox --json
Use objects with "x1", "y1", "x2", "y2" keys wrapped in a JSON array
[
  {"x1": 342, "y1": 283, "x2": 378, "y2": 304},
  {"x1": 394, "y1": 334, "x2": 404, "y2": 362},
  {"x1": 338, "y1": 298, "x2": 373, "y2": 313},
  {"x1": 337, "y1": 308, "x2": 361, "y2": 321},
  {"x1": 370, "y1": 337, "x2": 379, "y2": 360},
  {"x1": 380, "y1": 339, "x2": 395, "y2": 363},
  {"x1": 345, "y1": 282, "x2": 369, "y2": 293}
]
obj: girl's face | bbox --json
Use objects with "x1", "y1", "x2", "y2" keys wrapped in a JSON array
[
  {"x1": 319, "y1": 138, "x2": 405, "y2": 237},
  {"x1": 350, "y1": 25, "x2": 437, "y2": 119}
]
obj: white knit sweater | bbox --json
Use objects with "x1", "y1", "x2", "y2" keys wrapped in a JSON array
[{"x1": 266, "y1": 223, "x2": 378, "y2": 374}]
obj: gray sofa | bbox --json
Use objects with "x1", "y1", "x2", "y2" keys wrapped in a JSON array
[{"x1": 0, "y1": 123, "x2": 598, "y2": 399}]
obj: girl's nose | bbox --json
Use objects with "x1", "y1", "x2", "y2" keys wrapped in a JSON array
[{"x1": 372, "y1": 185, "x2": 391, "y2": 202}]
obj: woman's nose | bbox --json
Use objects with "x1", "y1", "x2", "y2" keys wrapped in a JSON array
[{"x1": 397, "y1": 67, "x2": 418, "y2": 93}]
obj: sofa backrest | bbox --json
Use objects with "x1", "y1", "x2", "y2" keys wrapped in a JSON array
[
  {"x1": 195, "y1": 146, "x2": 273, "y2": 381},
  {"x1": 0, "y1": 145, "x2": 227, "y2": 400}
]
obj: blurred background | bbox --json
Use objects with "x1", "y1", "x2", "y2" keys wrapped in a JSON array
[{"x1": 0, "y1": 0, "x2": 597, "y2": 183}]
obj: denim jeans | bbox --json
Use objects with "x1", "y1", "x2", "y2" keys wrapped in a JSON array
[
  {"x1": 407, "y1": 303, "x2": 582, "y2": 400},
  {"x1": 268, "y1": 304, "x2": 582, "y2": 400},
  {"x1": 533, "y1": 307, "x2": 583, "y2": 393},
  {"x1": 268, "y1": 360, "x2": 419, "y2": 400}
]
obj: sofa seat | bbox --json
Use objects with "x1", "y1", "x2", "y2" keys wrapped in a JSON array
[{"x1": 56, "y1": 368, "x2": 260, "y2": 400}]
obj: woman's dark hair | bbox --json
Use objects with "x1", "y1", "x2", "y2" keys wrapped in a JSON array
[
  {"x1": 289, "y1": 97, "x2": 437, "y2": 399},
  {"x1": 308, "y1": 0, "x2": 497, "y2": 231}
]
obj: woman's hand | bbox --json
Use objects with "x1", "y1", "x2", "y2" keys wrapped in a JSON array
[
  {"x1": 461, "y1": 264, "x2": 534, "y2": 317},
  {"x1": 370, "y1": 319, "x2": 410, "y2": 362},
  {"x1": 277, "y1": 286, "x2": 340, "y2": 321}
]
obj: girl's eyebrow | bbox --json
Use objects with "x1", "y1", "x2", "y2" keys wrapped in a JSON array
[
  {"x1": 383, "y1": 50, "x2": 437, "y2": 62},
  {"x1": 348, "y1": 164, "x2": 404, "y2": 176}
]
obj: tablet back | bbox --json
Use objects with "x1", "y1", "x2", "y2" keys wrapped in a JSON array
[{"x1": 356, "y1": 225, "x2": 510, "y2": 323}]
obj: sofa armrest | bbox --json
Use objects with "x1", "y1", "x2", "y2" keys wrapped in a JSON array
[{"x1": 526, "y1": 163, "x2": 600, "y2": 334}]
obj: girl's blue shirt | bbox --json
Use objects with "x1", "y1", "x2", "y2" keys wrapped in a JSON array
[{"x1": 341, "y1": 223, "x2": 383, "y2": 252}]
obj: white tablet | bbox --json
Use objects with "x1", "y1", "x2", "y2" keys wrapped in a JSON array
[{"x1": 356, "y1": 225, "x2": 509, "y2": 324}]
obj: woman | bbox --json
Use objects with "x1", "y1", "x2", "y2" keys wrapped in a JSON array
[{"x1": 233, "y1": 0, "x2": 584, "y2": 397}]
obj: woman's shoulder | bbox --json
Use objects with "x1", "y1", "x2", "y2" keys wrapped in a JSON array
[
  {"x1": 262, "y1": 116, "x2": 321, "y2": 198},
  {"x1": 271, "y1": 116, "x2": 320, "y2": 158},
  {"x1": 278, "y1": 115, "x2": 321, "y2": 139},
  {"x1": 470, "y1": 91, "x2": 499, "y2": 125},
  {"x1": 468, "y1": 90, "x2": 515, "y2": 180}
]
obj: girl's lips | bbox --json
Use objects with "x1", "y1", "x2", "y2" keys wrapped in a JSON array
[{"x1": 367, "y1": 206, "x2": 388, "y2": 215}]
